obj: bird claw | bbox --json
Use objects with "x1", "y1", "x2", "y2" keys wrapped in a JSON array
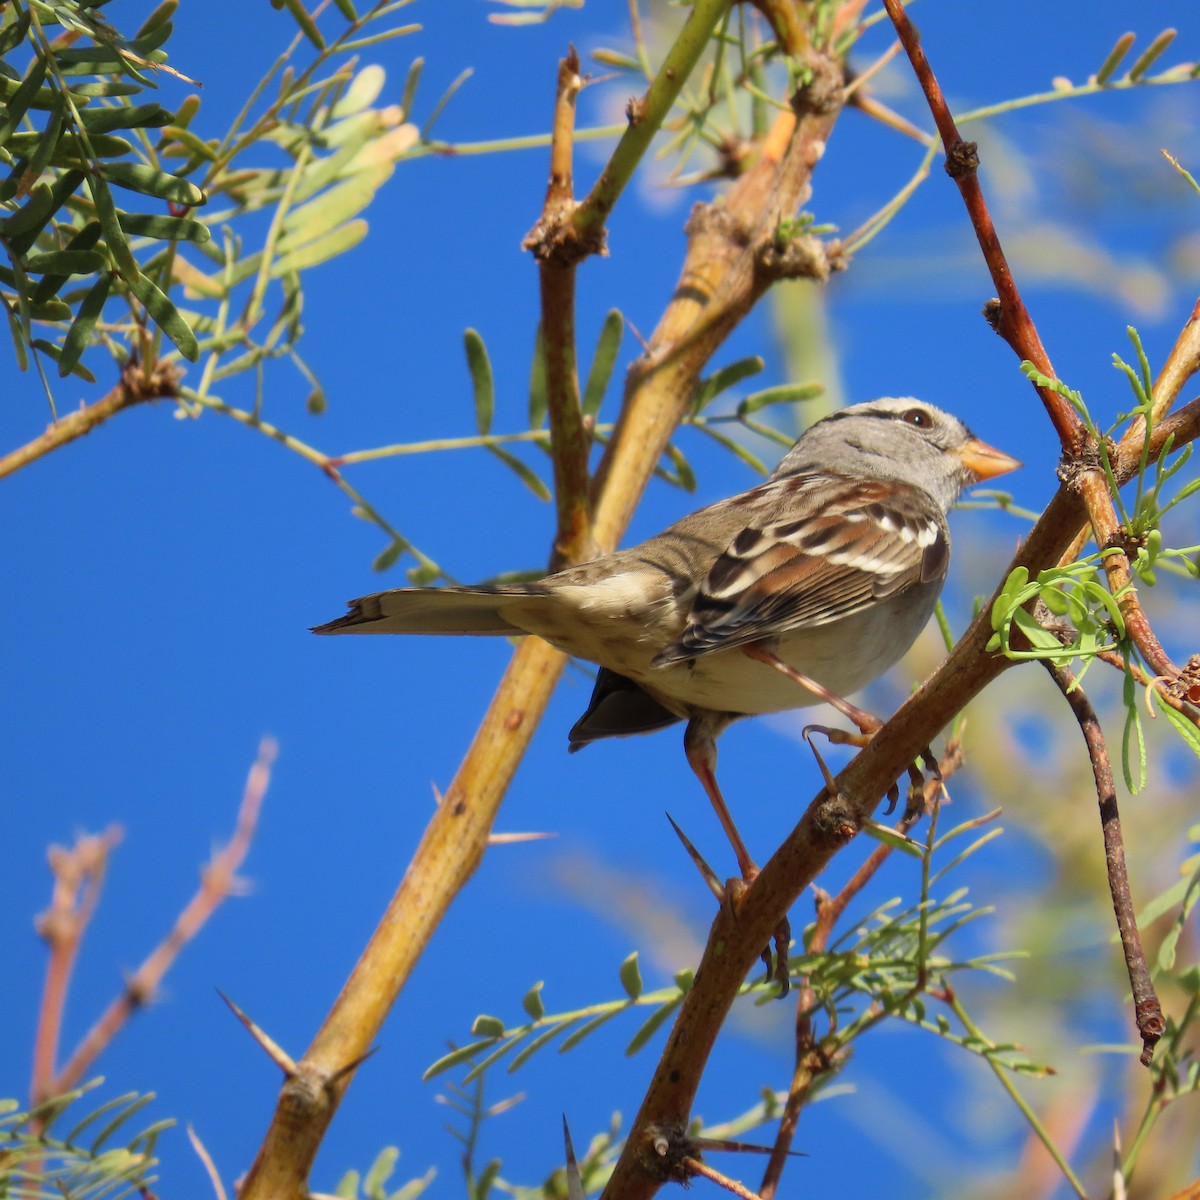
[
  {"x1": 723, "y1": 873, "x2": 791, "y2": 997},
  {"x1": 806, "y1": 726, "x2": 942, "y2": 822}
]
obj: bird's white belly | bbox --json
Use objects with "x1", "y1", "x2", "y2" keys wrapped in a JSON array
[
  {"x1": 648, "y1": 593, "x2": 935, "y2": 714},
  {"x1": 505, "y1": 572, "x2": 938, "y2": 718}
]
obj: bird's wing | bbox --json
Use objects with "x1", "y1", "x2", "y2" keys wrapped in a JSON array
[{"x1": 655, "y1": 474, "x2": 948, "y2": 663}]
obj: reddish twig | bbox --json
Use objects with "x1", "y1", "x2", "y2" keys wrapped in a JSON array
[
  {"x1": 49, "y1": 738, "x2": 275, "y2": 1095},
  {"x1": 882, "y1": 1, "x2": 1198, "y2": 727},
  {"x1": 879, "y1": 0, "x2": 1082, "y2": 452},
  {"x1": 32, "y1": 827, "x2": 124, "y2": 1106},
  {"x1": 1043, "y1": 663, "x2": 1163, "y2": 1065}
]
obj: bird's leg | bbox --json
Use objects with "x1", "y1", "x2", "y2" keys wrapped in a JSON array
[
  {"x1": 683, "y1": 717, "x2": 791, "y2": 992},
  {"x1": 683, "y1": 718, "x2": 758, "y2": 881},
  {"x1": 742, "y1": 642, "x2": 881, "y2": 736},
  {"x1": 743, "y1": 643, "x2": 941, "y2": 813}
]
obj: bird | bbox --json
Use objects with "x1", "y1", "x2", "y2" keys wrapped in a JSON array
[{"x1": 315, "y1": 397, "x2": 1019, "y2": 911}]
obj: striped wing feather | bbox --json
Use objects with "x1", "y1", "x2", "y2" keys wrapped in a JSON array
[{"x1": 656, "y1": 475, "x2": 947, "y2": 662}]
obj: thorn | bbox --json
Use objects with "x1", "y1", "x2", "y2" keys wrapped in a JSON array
[
  {"x1": 327, "y1": 1046, "x2": 379, "y2": 1088},
  {"x1": 216, "y1": 989, "x2": 296, "y2": 1076},
  {"x1": 690, "y1": 1135, "x2": 806, "y2": 1157},
  {"x1": 563, "y1": 1114, "x2": 585, "y2": 1200},
  {"x1": 801, "y1": 725, "x2": 840, "y2": 793},
  {"x1": 487, "y1": 830, "x2": 558, "y2": 845},
  {"x1": 665, "y1": 812, "x2": 725, "y2": 902}
]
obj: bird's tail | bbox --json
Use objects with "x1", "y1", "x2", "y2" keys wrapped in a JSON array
[{"x1": 312, "y1": 584, "x2": 545, "y2": 636}]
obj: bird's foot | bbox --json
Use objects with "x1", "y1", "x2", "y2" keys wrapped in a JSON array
[
  {"x1": 803, "y1": 724, "x2": 943, "y2": 817},
  {"x1": 724, "y1": 871, "x2": 791, "y2": 996}
]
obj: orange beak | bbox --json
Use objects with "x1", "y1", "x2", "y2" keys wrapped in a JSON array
[{"x1": 958, "y1": 437, "x2": 1022, "y2": 483}]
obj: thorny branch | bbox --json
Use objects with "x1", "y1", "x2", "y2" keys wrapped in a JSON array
[
  {"x1": 758, "y1": 745, "x2": 961, "y2": 1199},
  {"x1": 1043, "y1": 663, "x2": 1164, "y2": 1064},
  {"x1": 882, "y1": 0, "x2": 1195, "y2": 701},
  {"x1": 878, "y1": 0, "x2": 1080, "y2": 452}
]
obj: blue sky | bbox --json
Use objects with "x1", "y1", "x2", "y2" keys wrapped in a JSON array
[{"x1": 4, "y1": 3, "x2": 1200, "y2": 1198}]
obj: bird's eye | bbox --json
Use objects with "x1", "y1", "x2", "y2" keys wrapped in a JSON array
[{"x1": 901, "y1": 407, "x2": 933, "y2": 429}]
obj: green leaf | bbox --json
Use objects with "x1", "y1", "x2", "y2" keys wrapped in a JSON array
[
  {"x1": 31, "y1": 219, "x2": 102, "y2": 303},
  {"x1": 270, "y1": 219, "x2": 368, "y2": 275},
  {"x1": 1095, "y1": 32, "x2": 1135, "y2": 85},
  {"x1": 1128, "y1": 28, "x2": 1176, "y2": 82},
  {"x1": 277, "y1": 0, "x2": 325, "y2": 48},
  {"x1": 619, "y1": 951, "x2": 642, "y2": 1000},
  {"x1": 692, "y1": 422, "x2": 769, "y2": 476},
  {"x1": 280, "y1": 167, "x2": 388, "y2": 246},
  {"x1": 372, "y1": 539, "x2": 404, "y2": 572},
  {"x1": 137, "y1": 0, "x2": 179, "y2": 38},
  {"x1": 77, "y1": 103, "x2": 171, "y2": 135},
  {"x1": 421, "y1": 67, "x2": 473, "y2": 141},
  {"x1": 656, "y1": 442, "x2": 695, "y2": 492},
  {"x1": 127, "y1": 271, "x2": 199, "y2": 360},
  {"x1": 0, "y1": 57, "x2": 47, "y2": 144},
  {"x1": 24, "y1": 249, "x2": 107, "y2": 276},
  {"x1": 474, "y1": 1158, "x2": 501, "y2": 1200},
  {"x1": 862, "y1": 821, "x2": 923, "y2": 857},
  {"x1": 30, "y1": 339, "x2": 96, "y2": 383},
  {"x1": 471, "y1": 1014, "x2": 506, "y2": 1038},
  {"x1": 693, "y1": 355, "x2": 764, "y2": 415},
  {"x1": 1121, "y1": 702, "x2": 1147, "y2": 794},
  {"x1": 1159, "y1": 699, "x2": 1200, "y2": 763},
  {"x1": 0, "y1": 6, "x2": 31, "y2": 57},
  {"x1": 57, "y1": 273, "x2": 112, "y2": 374},
  {"x1": 422, "y1": 1038, "x2": 499, "y2": 1081},
  {"x1": 464, "y1": 328, "x2": 494, "y2": 435},
  {"x1": 581, "y1": 309, "x2": 623, "y2": 417},
  {"x1": 118, "y1": 211, "x2": 210, "y2": 243},
  {"x1": 521, "y1": 981, "x2": 545, "y2": 1021},
  {"x1": 333, "y1": 65, "x2": 385, "y2": 117},
  {"x1": 103, "y1": 161, "x2": 206, "y2": 206},
  {"x1": 363, "y1": 1146, "x2": 399, "y2": 1197},
  {"x1": 508, "y1": 1018, "x2": 577, "y2": 1071},
  {"x1": 558, "y1": 1009, "x2": 622, "y2": 1052},
  {"x1": 625, "y1": 998, "x2": 681, "y2": 1056},
  {"x1": 399, "y1": 56, "x2": 424, "y2": 121},
  {"x1": 487, "y1": 445, "x2": 550, "y2": 501},
  {"x1": 736, "y1": 380, "x2": 823, "y2": 416}
]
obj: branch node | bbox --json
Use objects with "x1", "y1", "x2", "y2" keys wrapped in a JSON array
[
  {"x1": 757, "y1": 233, "x2": 847, "y2": 283},
  {"x1": 645, "y1": 1124, "x2": 698, "y2": 1185},
  {"x1": 809, "y1": 792, "x2": 860, "y2": 848},
  {"x1": 943, "y1": 138, "x2": 979, "y2": 180}
]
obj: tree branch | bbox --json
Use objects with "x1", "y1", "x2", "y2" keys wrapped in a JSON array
[
  {"x1": 878, "y1": 0, "x2": 1082, "y2": 451},
  {"x1": 0, "y1": 357, "x2": 181, "y2": 483},
  {"x1": 1042, "y1": 662, "x2": 1164, "y2": 1064}
]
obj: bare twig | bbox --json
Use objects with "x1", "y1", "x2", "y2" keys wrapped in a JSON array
[
  {"x1": 881, "y1": 0, "x2": 1197, "y2": 702},
  {"x1": 0, "y1": 358, "x2": 181, "y2": 483},
  {"x1": 50, "y1": 738, "x2": 275, "y2": 1094},
  {"x1": 32, "y1": 827, "x2": 123, "y2": 1106},
  {"x1": 523, "y1": 48, "x2": 595, "y2": 569},
  {"x1": 878, "y1": 0, "x2": 1082, "y2": 451},
  {"x1": 1043, "y1": 663, "x2": 1163, "y2": 1065}
]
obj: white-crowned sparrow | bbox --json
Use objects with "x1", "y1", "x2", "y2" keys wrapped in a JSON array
[{"x1": 315, "y1": 397, "x2": 1018, "y2": 884}]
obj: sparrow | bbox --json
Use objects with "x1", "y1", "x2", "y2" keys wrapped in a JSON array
[{"x1": 315, "y1": 398, "x2": 1018, "y2": 896}]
